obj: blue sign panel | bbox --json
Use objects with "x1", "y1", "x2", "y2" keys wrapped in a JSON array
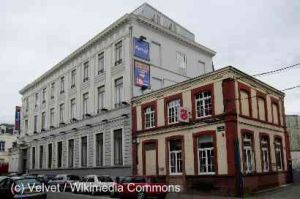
[
  {"x1": 134, "y1": 60, "x2": 150, "y2": 88},
  {"x1": 15, "y1": 106, "x2": 21, "y2": 131},
  {"x1": 133, "y1": 37, "x2": 150, "y2": 61}
]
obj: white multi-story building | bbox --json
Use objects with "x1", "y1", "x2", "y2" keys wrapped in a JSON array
[
  {"x1": 17, "y1": 3, "x2": 215, "y2": 176},
  {"x1": 0, "y1": 124, "x2": 17, "y2": 164}
]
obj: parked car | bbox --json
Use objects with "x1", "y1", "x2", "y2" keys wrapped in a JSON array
[
  {"x1": 48, "y1": 174, "x2": 80, "y2": 191},
  {"x1": 0, "y1": 176, "x2": 47, "y2": 199},
  {"x1": 37, "y1": 174, "x2": 56, "y2": 185},
  {"x1": 117, "y1": 176, "x2": 167, "y2": 199},
  {"x1": 73, "y1": 175, "x2": 114, "y2": 195},
  {"x1": 0, "y1": 176, "x2": 8, "y2": 183}
]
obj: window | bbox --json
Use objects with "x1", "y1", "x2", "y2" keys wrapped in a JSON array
[
  {"x1": 258, "y1": 97, "x2": 266, "y2": 121},
  {"x1": 50, "y1": 108, "x2": 54, "y2": 127},
  {"x1": 167, "y1": 99, "x2": 180, "y2": 124},
  {"x1": 83, "y1": 93, "x2": 89, "y2": 116},
  {"x1": 60, "y1": 76, "x2": 65, "y2": 93},
  {"x1": 114, "y1": 129, "x2": 123, "y2": 165},
  {"x1": 98, "y1": 52, "x2": 104, "y2": 74},
  {"x1": 260, "y1": 136, "x2": 270, "y2": 172},
  {"x1": 41, "y1": 112, "x2": 46, "y2": 130},
  {"x1": 275, "y1": 138, "x2": 283, "y2": 170},
  {"x1": 35, "y1": 93, "x2": 39, "y2": 107},
  {"x1": 57, "y1": 141, "x2": 62, "y2": 168},
  {"x1": 195, "y1": 91, "x2": 212, "y2": 118},
  {"x1": 97, "y1": 86, "x2": 105, "y2": 111},
  {"x1": 34, "y1": 115, "x2": 38, "y2": 133},
  {"x1": 169, "y1": 139, "x2": 182, "y2": 174},
  {"x1": 68, "y1": 139, "x2": 74, "y2": 168},
  {"x1": 39, "y1": 145, "x2": 43, "y2": 169},
  {"x1": 59, "y1": 104, "x2": 64, "y2": 123},
  {"x1": 272, "y1": 102, "x2": 280, "y2": 125},
  {"x1": 115, "y1": 41, "x2": 122, "y2": 65},
  {"x1": 0, "y1": 141, "x2": 5, "y2": 152},
  {"x1": 25, "y1": 98, "x2": 29, "y2": 112},
  {"x1": 197, "y1": 135, "x2": 215, "y2": 174},
  {"x1": 240, "y1": 90, "x2": 251, "y2": 117},
  {"x1": 83, "y1": 61, "x2": 89, "y2": 82},
  {"x1": 32, "y1": 147, "x2": 36, "y2": 169},
  {"x1": 114, "y1": 77, "x2": 123, "y2": 107},
  {"x1": 144, "y1": 107, "x2": 155, "y2": 129},
  {"x1": 42, "y1": 88, "x2": 46, "y2": 103},
  {"x1": 50, "y1": 82, "x2": 55, "y2": 99},
  {"x1": 70, "y1": 98, "x2": 76, "y2": 119},
  {"x1": 96, "y1": 133, "x2": 104, "y2": 166},
  {"x1": 243, "y1": 133, "x2": 254, "y2": 173},
  {"x1": 176, "y1": 52, "x2": 187, "y2": 69},
  {"x1": 81, "y1": 136, "x2": 87, "y2": 167},
  {"x1": 48, "y1": 143, "x2": 52, "y2": 168},
  {"x1": 71, "y1": 69, "x2": 76, "y2": 88},
  {"x1": 25, "y1": 120, "x2": 28, "y2": 132}
]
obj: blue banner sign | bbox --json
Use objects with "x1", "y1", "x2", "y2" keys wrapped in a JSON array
[
  {"x1": 134, "y1": 60, "x2": 150, "y2": 88},
  {"x1": 133, "y1": 37, "x2": 150, "y2": 61},
  {"x1": 15, "y1": 106, "x2": 21, "y2": 131}
]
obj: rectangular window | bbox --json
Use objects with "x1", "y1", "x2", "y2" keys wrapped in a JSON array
[
  {"x1": 71, "y1": 69, "x2": 76, "y2": 88},
  {"x1": 115, "y1": 41, "x2": 122, "y2": 65},
  {"x1": 42, "y1": 88, "x2": 46, "y2": 103},
  {"x1": 169, "y1": 140, "x2": 182, "y2": 174},
  {"x1": 59, "y1": 104, "x2": 64, "y2": 123},
  {"x1": 70, "y1": 98, "x2": 76, "y2": 119},
  {"x1": 81, "y1": 136, "x2": 87, "y2": 167},
  {"x1": 97, "y1": 86, "x2": 105, "y2": 111},
  {"x1": 83, "y1": 61, "x2": 89, "y2": 82},
  {"x1": 198, "y1": 135, "x2": 215, "y2": 174},
  {"x1": 144, "y1": 107, "x2": 155, "y2": 129},
  {"x1": 243, "y1": 133, "x2": 254, "y2": 173},
  {"x1": 275, "y1": 138, "x2": 283, "y2": 170},
  {"x1": 176, "y1": 52, "x2": 187, "y2": 69},
  {"x1": 68, "y1": 139, "x2": 74, "y2": 168},
  {"x1": 34, "y1": 115, "x2": 38, "y2": 133},
  {"x1": 25, "y1": 120, "x2": 28, "y2": 132},
  {"x1": 50, "y1": 82, "x2": 55, "y2": 99},
  {"x1": 261, "y1": 136, "x2": 270, "y2": 172},
  {"x1": 96, "y1": 133, "x2": 104, "y2": 166},
  {"x1": 98, "y1": 52, "x2": 104, "y2": 74},
  {"x1": 50, "y1": 108, "x2": 54, "y2": 127},
  {"x1": 39, "y1": 145, "x2": 43, "y2": 169},
  {"x1": 25, "y1": 98, "x2": 29, "y2": 112},
  {"x1": 32, "y1": 147, "x2": 36, "y2": 169},
  {"x1": 114, "y1": 129, "x2": 123, "y2": 165},
  {"x1": 35, "y1": 93, "x2": 39, "y2": 107},
  {"x1": 60, "y1": 76, "x2": 65, "y2": 93},
  {"x1": 0, "y1": 141, "x2": 5, "y2": 152},
  {"x1": 195, "y1": 91, "x2": 212, "y2": 118},
  {"x1": 258, "y1": 97, "x2": 266, "y2": 121},
  {"x1": 240, "y1": 90, "x2": 250, "y2": 117},
  {"x1": 167, "y1": 99, "x2": 180, "y2": 124},
  {"x1": 48, "y1": 143, "x2": 52, "y2": 168},
  {"x1": 83, "y1": 93, "x2": 89, "y2": 116},
  {"x1": 114, "y1": 77, "x2": 123, "y2": 107},
  {"x1": 272, "y1": 103, "x2": 279, "y2": 125},
  {"x1": 41, "y1": 112, "x2": 46, "y2": 130},
  {"x1": 57, "y1": 141, "x2": 62, "y2": 168}
]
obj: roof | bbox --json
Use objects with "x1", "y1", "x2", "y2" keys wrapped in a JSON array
[
  {"x1": 132, "y1": 66, "x2": 285, "y2": 103},
  {"x1": 19, "y1": 3, "x2": 216, "y2": 95}
]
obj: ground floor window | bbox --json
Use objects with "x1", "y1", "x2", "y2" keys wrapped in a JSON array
[
  {"x1": 57, "y1": 142, "x2": 62, "y2": 168},
  {"x1": 48, "y1": 144, "x2": 52, "y2": 168},
  {"x1": 197, "y1": 135, "x2": 215, "y2": 174},
  {"x1": 81, "y1": 137, "x2": 87, "y2": 167},
  {"x1": 68, "y1": 139, "x2": 74, "y2": 168},
  {"x1": 261, "y1": 136, "x2": 270, "y2": 172},
  {"x1": 275, "y1": 138, "x2": 284, "y2": 170},
  {"x1": 96, "y1": 133, "x2": 104, "y2": 166},
  {"x1": 114, "y1": 129, "x2": 123, "y2": 165},
  {"x1": 39, "y1": 145, "x2": 43, "y2": 169},
  {"x1": 243, "y1": 133, "x2": 255, "y2": 173},
  {"x1": 32, "y1": 147, "x2": 35, "y2": 169},
  {"x1": 169, "y1": 139, "x2": 182, "y2": 175}
]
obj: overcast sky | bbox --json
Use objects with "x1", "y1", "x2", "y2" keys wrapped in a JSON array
[{"x1": 1, "y1": 0, "x2": 300, "y2": 123}]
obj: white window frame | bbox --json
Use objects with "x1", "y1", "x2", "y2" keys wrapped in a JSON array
[
  {"x1": 83, "y1": 61, "x2": 89, "y2": 82},
  {"x1": 41, "y1": 112, "x2": 46, "y2": 129},
  {"x1": 169, "y1": 140, "x2": 182, "y2": 175},
  {"x1": 0, "y1": 141, "x2": 5, "y2": 152},
  {"x1": 261, "y1": 137, "x2": 270, "y2": 172},
  {"x1": 98, "y1": 52, "x2": 105, "y2": 73},
  {"x1": 50, "y1": 82, "x2": 55, "y2": 98},
  {"x1": 275, "y1": 139, "x2": 283, "y2": 170},
  {"x1": 50, "y1": 108, "x2": 55, "y2": 127},
  {"x1": 59, "y1": 103, "x2": 64, "y2": 123},
  {"x1": 70, "y1": 98, "x2": 76, "y2": 119},
  {"x1": 60, "y1": 76, "x2": 65, "y2": 93},
  {"x1": 83, "y1": 93, "x2": 89, "y2": 116},
  {"x1": 97, "y1": 86, "x2": 105, "y2": 111},
  {"x1": 71, "y1": 69, "x2": 76, "y2": 87},
  {"x1": 167, "y1": 99, "x2": 180, "y2": 124},
  {"x1": 243, "y1": 134, "x2": 254, "y2": 174},
  {"x1": 144, "y1": 107, "x2": 155, "y2": 129},
  {"x1": 115, "y1": 40, "x2": 122, "y2": 65},
  {"x1": 176, "y1": 51, "x2": 187, "y2": 69},
  {"x1": 195, "y1": 91, "x2": 212, "y2": 118},
  {"x1": 67, "y1": 139, "x2": 75, "y2": 168},
  {"x1": 197, "y1": 136, "x2": 215, "y2": 175},
  {"x1": 114, "y1": 77, "x2": 123, "y2": 107}
]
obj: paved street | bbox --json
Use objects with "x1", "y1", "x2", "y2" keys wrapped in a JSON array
[{"x1": 47, "y1": 183, "x2": 300, "y2": 199}]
